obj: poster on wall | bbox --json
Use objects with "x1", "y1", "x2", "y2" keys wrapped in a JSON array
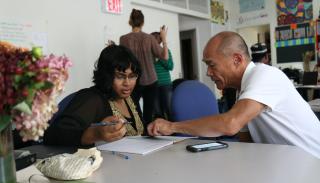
[
  {"x1": 211, "y1": 1, "x2": 224, "y2": 25},
  {"x1": 0, "y1": 18, "x2": 48, "y2": 53},
  {"x1": 277, "y1": 0, "x2": 313, "y2": 26},
  {"x1": 275, "y1": 22, "x2": 315, "y2": 63},
  {"x1": 239, "y1": 0, "x2": 265, "y2": 13},
  {"x1": 237, "y1": 12, "x2": 268, "y2": 25}
]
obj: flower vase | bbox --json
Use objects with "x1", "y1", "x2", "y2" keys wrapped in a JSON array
[{"x1": 0, "y1": 122, "x2": 16, "y2": 183}]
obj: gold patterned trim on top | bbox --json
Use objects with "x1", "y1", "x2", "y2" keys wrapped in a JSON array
[{"x1": 109, "y1": 96, "x2": 144, "y2": 136}]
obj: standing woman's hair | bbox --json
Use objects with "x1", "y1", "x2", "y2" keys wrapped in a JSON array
[
  {"x1": 151, "y1": 32, "x2": 161, "y2": 44},
  {"x1": 93, "y1": 45, "x2": 141, "y2": 99},
  {"x1": 129, "y1": 9, "x2": 144, "y2": 28}
]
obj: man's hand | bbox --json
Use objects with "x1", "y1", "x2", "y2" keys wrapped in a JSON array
[{"x1": 147, "y1": 118, "x2": 174, "y2": 136}]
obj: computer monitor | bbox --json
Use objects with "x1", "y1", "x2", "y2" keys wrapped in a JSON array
[{"x1": 302, "y1": 72, "x2": 318, "y2": 85}]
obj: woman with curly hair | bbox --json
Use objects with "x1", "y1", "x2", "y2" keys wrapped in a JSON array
[{"x1": 44, "y1": 45, "x2": 146, "y2": 146}]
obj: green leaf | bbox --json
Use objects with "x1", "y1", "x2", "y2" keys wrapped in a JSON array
[
  {"x1": 34, "y1": 82, "x2": 45, "y2": 89},
  {"x1": 14, "y1": 75, "x2": 22, "y2": 83},
  {"x1": 26, "y1": 88, "x2": 36, "y2": 106},
  {"x1": 0, "y1": 115, "x2": 12, "y2": 132},
  {"x1": 13, "y1": 101, "x2": 32, "y2": 115},
  {"x1": 43, "y1": 81, "x2": 54, "y2": 89},
  {"x1": 25, "y1": 71, "x2": 36, "y2": 77}
]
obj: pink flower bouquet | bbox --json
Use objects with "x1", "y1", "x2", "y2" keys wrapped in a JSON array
[{"x1": 0, "y1": 41, "x2": 72, "y2": 141}]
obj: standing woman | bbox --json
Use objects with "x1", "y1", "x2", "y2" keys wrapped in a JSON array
[
  {"x1": 151, "y1": 32, "x2": 174, "y2": 120},
  {"x1": 44, "y1": 45, "x2": 146, "y2": 147},
  {"x1": 120, "y1": 8, "x2": 168, "y2": 125}
]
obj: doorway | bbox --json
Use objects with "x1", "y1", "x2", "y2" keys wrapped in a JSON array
[
  {"x1": 180, "y1": 29, "x2": 198, "y2": 80},
  {"x1": 237, "y1": 24, "x2": 271, "y2": 63}
]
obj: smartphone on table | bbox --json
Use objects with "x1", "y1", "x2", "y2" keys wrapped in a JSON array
[{"x1": 186, "y1": 141, "x2": 228, "y2": 152}]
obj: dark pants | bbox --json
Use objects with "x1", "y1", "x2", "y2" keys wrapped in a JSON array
[
  {"x1": 132, "y1": 82, "x2": 158, "y2": 125},
  {"x1": 154, "y1": 84, "x2": 172, "y2": 120}
]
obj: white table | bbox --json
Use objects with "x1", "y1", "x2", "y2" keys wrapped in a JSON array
[
  {"x1": 18, "y1": 139, "x2": 320, "y2": 183},
  {"x1": 295, "y1": 84, "x2": 320, "y2": 89},
  {"x1": 295, "y1": 85, "x2": 320, "y2": 101},
  {"x1": 88, "y1": 140, "x2": 320, "y2": 183}
]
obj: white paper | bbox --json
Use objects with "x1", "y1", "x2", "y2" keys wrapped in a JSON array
[
  {"x1": 127, "y1": 136, "x2": 192, "y2": 143},
  {"x1": 97, "y1": 136, "x2": 190, "y2": 155}
]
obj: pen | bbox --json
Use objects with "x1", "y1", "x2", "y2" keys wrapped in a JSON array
[
  {"x1": 112, "y1": 151, "x2": 130, "y2": 160},
  {"x1": 91, "y1": 121, "x2": 132, "y2": 127}
]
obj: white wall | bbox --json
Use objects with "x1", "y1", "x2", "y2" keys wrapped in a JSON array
[
  {"x1": 179, "y1": 15, "x2": 214, "y2": 91},
  {"x1": 0, "y1": 0, "x2": 181, "y2": 101},
  {"x1": 229, "y1": 0, "x2": 320, "y2": 70}
]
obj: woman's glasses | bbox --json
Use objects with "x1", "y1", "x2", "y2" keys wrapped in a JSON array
[{"x1": 114, "y1": 72, "x2": 138, "y2": 82}]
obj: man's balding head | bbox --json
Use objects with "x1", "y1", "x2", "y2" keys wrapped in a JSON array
[
  {"x1": 204, "y1": 31, "x2": 250, "y2": 61},
  {"x1": 203, "y1": 31, "x2": 251, "y2": 90}
]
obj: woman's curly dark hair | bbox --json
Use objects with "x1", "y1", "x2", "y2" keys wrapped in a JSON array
[{"x1": 93, "y1": 45, "x2": 141, "y2": 99}]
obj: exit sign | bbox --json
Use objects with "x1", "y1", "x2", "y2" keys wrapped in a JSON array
[{"x1": 102, "y1": 0, "x2": 122, "y2": 14}]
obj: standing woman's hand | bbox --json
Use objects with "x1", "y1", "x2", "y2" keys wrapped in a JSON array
[
  {"x1": 159, "y1": 25, "x2": 169, "y2": 60},
  {"x1": 160, "y1": 25, "x2": 168, "y2": 43},
  {"x1": 81, "y1": 116, "x2": 127, "y2": 145}
]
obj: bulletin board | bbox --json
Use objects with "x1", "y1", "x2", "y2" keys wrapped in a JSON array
[{"x1": 275, "y1": 22, "x2": 315, "y2": 63}]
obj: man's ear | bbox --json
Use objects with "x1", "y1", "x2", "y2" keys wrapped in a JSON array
[{"x1": 233, "y1": 53, "x2": 243, "y2": 66}]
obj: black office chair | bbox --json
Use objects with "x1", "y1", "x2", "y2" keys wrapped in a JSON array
[{"x1": 48, "y1": 92, "x2": 77, "y2": 124}]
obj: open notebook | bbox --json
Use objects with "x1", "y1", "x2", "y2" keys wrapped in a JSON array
[{"x1": 96, "y1": 136, "x2": 191, "y2": 155}]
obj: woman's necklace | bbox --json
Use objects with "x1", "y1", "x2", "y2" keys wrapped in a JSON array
[{"x1": 109, "y1": 96, "x2": 144, "y2": 136}]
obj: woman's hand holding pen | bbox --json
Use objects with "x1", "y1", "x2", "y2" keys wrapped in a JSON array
[
  {"x1": 81, "y1": 116, "x2": 127, "y2": 145},
  {"x1": 96, "y1": 116, "x2": 127, "y2": 142}
]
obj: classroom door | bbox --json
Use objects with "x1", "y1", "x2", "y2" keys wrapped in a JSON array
[
  {"x1": 180, "y1": 30, "x2": 197, "y2": 80},
  {"x1": 237, "y1": 24, "x2": 271, "y2": 64}
]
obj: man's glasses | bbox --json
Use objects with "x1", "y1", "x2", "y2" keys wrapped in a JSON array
[{"x1": 114, "y1": 73, "x2": 138, "y2": 82}]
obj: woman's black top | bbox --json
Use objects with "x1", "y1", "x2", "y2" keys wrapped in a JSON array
[{"x1": 43, "y1": 86, "x2": 146, "y2": 147}]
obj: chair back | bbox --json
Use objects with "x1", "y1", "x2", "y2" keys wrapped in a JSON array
[
  {"x1": 172, "y1": 78, "x2": 187, "y2": 91},
  {"x1": 171, "y1": 80, "x2": 219, "y2": 121},
  {"x1": 49, "y1": 92, "x2": 76, "y2": 123}
]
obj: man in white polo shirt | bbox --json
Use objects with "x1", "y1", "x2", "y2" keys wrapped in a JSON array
[{"x1": 148, "y1": 31, "x2": 320, "y2": 159}]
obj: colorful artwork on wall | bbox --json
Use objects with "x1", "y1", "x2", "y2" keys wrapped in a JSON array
[
  {"x1": 277, "y1": 0, "x2": 313, "y2": 26},
  {"x1": 211, "y1": 1, "x2": 225, "y2": 25}
]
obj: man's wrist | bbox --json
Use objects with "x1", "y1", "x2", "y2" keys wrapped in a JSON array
[{"x1": 170, "y1": 122, "x2": 177, "y2": 134}]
